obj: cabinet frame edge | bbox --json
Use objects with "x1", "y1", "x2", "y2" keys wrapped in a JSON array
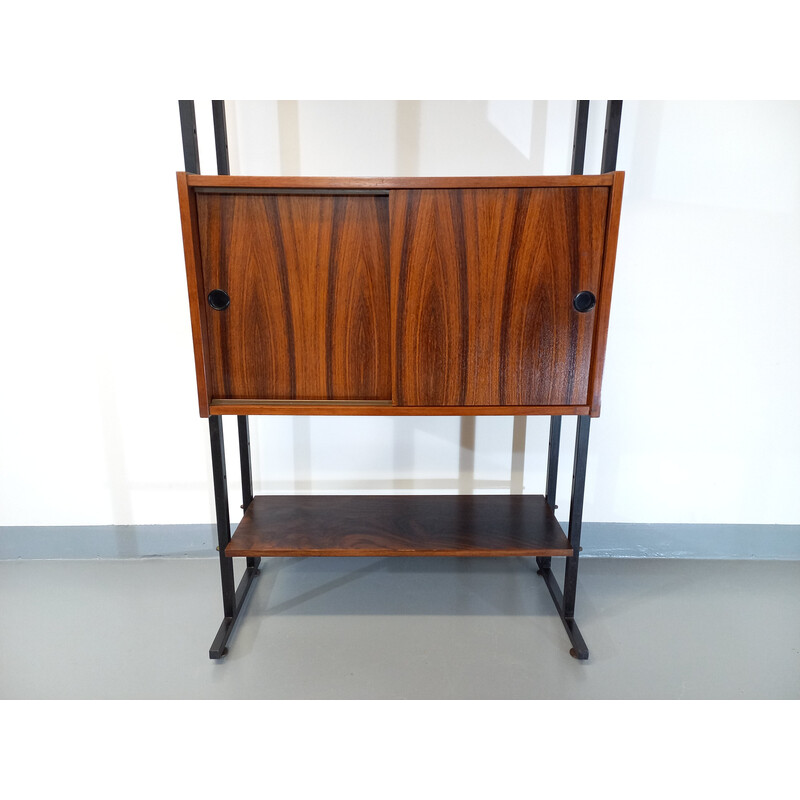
[
  {"x1": 588, "y1": 170, "x2": 625, "y2": 417},
  {"x1": 177, "y1": 171, "x2": 212, "y2": 417}
]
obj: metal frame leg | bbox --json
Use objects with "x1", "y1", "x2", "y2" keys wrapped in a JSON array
[
  {"x1": 211, "y1": 99, "x2": 230, "y2": 176},
  {"x1": 571, "y1": 100, "x2": 590, "y2": 175},
  {"x1": 178, "y1": 100, "x2": 200, "y2": 174},
  {"x1": 533, "y1": 100, "x2": 606, "y2": 659},
  {"x1": 601, "y1": 101, "x2": 623, "y2": 174},
  {"x1": 237, "y1": 415, "x2": 261, "y2": 572},
  {"x1": 563, "y1": 415, "x2": 590, "y2": 621},
  {"x1": 536, "y1": 416, "x2": 562, "y2": 572},
  {"x1": 208, "y1": 416, "x2": 260, "y2": 659},
  {"x1": 537, "y1": 415, "x2": 591, "y2": 659},
  {"x1": 203, "y1": 103, "x2": 261, "y2": 659}
]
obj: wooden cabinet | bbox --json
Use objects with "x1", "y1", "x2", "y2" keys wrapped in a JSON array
[
  {"x1": 176, "y1": 171, "x2": 625, "y2": 660},
  {"x1": 178, "y1": 173, "x2": 623, "y2": 418}
]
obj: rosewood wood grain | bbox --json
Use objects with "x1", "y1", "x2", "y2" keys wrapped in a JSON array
[
  {"x1": 225, "y1": 495, "x2": 573, "y2": 557},
  {"x1": 176, "y1": 172, "x2": 212, "y2": 416},
  {"x1": 196, "y1": 192, "x2": 390, "y2": 401},
  {"x1": 177, "y1": 173, "x2": 624, "y2": 417},
  {"x1": 392, "y1": 187, "x2": 609, "y2": 407},
  {"x1": 186, "y1": 174, "x2": 616, "y2": 190},
  {"x1": 588, "y1": 171, "x2": 625, "y2": 416},
  {"x1": 209, "y1": 400, "x2": 591, "y2": 416}
]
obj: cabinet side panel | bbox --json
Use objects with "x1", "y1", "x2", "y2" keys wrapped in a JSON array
[
  {"x1": 197, "y1": 193, "x2": 390, "y2": 401},
  {"x1": 393, "y1": 188, "x2": 609, "y2": 407},
  {"x1": 176, "y1": 172, "x2": 211, "y2": 417},
  {"x1": 588, "y1": 171, "x2": 625, "y2": 416}
]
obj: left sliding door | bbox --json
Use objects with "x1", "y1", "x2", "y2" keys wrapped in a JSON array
[{"x1": 196, "y1": 191, "x2": 391, "y2": 402}]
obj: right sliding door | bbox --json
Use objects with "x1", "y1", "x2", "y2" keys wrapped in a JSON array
[{"x1": 391, "y1": 187, "x2": 609, "y2": 407}]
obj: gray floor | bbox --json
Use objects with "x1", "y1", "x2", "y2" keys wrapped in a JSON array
[{"x1": 1, "y1": 556, "x2": 797, "y2": 699}]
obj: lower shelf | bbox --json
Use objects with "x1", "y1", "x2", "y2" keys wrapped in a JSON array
[{"x1": 225, "y1": 494, "x2": 573, "y2": 558}]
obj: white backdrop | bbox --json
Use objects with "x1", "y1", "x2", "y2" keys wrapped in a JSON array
[{"x1": 1, "y1": 100, "x2": 798, "y2": 527}]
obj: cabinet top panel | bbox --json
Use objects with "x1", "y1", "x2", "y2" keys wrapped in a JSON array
[{"x1": 183, "y1": 173, "x2": 620, "y2": 190}]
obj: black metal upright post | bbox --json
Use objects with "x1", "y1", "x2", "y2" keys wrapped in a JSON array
[
  {"x1": 237, "y1": 415, "x2": 260, "y2": 571},
  {"x1": 211, "y1": 100, "x2": 230, "y2": 176},
  {"x1": 536, "y1": 417, "x2": 562, "y2": 572},
  {"x1": 180, "y1": 100, "x2": 260, "y2": 658},
  {"x1": 238, "y1": 416, "x2": 254, "y2": 510},
  {"x1": 563, "y1": 415, "x2": 591, "y2": 622},
  {"x1": 571, "y1": 100, "x2": 590, "y2": 176},
  {"x1": 211, "y1": 100, "x2": 261, "y2": 575},
  {"x1": 537, "y1": 100, "x2": 590, "y2": 574},
  {"x1": 208, "y1": 415, "x2": 261, "y2": 659},
  {"x1": 535, "y1": 99, "x2": 616, "y2": 659},
  {"x1": 555, "y1": 99, "x2": 596, "y2": 621},
  {"x1": 209, "y1": 416, "x2": 236, "y2": 621},
  {"x1": 537, "y1": 414, "x2": 591, "y2": 660},
  {"x1": 178, "y1": 100, "x2": 201, "y2": 174},
  {"x1": 545, "y1": 418, "x2": 562, "y2": 512},
  {"x1": 601, "y1": 101, "x2": 623, "y2": 174}
]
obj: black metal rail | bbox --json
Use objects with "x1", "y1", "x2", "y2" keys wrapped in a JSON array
[
  {"x1": 207, "y1": 415, "x2": 262, "y2": 659},
  {"x1": 537, "y1": 414, "x2": 591, "y2": 659},
  {"x1": 212, "y1": 99, "x2": 230, "y2": 176},
  {"x1": 601, "y1": 100, "x2": 623, "y2": 173},
  {"x1": 535, "y1": 100, "x2": 622, "y2": 659},
  {"x1": 571, "y1": 99, "x2": 590, "y2": 175},
  {"x1": 178, "y1": 100, "x2": 200, "y2": 175},
  {"x1": 237, "y1": 415, "x2": 261, "y2": 572},
  {"x1": 180, "y1": 101, "x2": 262, "y2": 658}
]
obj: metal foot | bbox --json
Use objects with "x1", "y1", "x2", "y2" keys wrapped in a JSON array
[{"x1": 536, "y1": 555, "x2": 552, "y2": 573}]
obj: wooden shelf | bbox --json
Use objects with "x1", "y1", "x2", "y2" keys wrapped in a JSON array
[{"x1": 226, "y1": 495, "x2": 572, "y2": 558}]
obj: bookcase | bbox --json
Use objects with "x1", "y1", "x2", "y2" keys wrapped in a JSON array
[{"x1": 176, "y1": 101, "x2": 624, "y2": 660}]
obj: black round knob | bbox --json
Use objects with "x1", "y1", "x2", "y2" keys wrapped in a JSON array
[
  {"x1": 208, "y1": 289, "x2": 230, "y2": 310},
  {"x1": 573, "y1": 291, "x2": 596, "y2": 313}
]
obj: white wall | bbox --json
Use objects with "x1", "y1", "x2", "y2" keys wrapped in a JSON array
[{"x1": 1, "y1": 100, "x2": 798, "y2": 527}]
